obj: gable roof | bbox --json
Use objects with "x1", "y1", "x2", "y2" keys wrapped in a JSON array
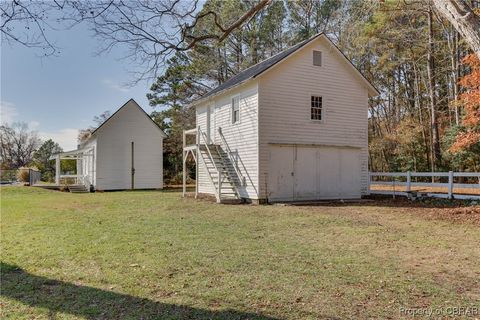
[
  {"x1": 83, "y1": 99, "x2": 166, "y2": 145},
  {"x1": 193, "y1": 33, "x2": 379, "y2": 105}
]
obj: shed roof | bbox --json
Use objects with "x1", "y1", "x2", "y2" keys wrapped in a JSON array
[
  {"x1": 78, "y1": 99, "x2": 167, "y2": 148},
  {"x1": 193, "y1": 33, "x2": 379, "y2": 105},
  {"x1": 90, "y1": 99, "x2": 167, "y2": 137}
]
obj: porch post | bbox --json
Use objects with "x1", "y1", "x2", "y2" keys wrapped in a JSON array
[
  {"x1": 183, "y1": 130, "x2": 186, "y2": 197},
  {"x1": 55, "y1": 155, "x2": 60, "y2": 185},
  {"x1": 195, "y1": 127, "x2": 199, "y2": 199},
  {"x1": 76, "y1": 157, "x2": 82, "y2": 185},
  {"x1": 91, "y1": 147, "x2": 95, "y2": 186}
]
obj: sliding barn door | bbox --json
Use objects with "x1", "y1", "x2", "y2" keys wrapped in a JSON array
[{"x1": 269, "y1": 145, "x2": 362, "y2": 201}]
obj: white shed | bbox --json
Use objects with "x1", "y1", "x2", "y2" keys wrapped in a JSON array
[
  {"x1": 183, "y1": 33, "x2": 378, "y2": 203},
  {"x1": 53, "y1": 99, "x2": 166, "y2": 191}
]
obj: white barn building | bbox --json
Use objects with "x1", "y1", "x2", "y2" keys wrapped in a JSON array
[
  {"x1": 53, "y1": 99, "x2": 166, "y2": 191},
  {"x1": 183, "y1": 33, "x2": 378, "y2": 203}
]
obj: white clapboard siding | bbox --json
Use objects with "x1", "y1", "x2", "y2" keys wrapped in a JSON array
[
  {"x1": 95, "y1": 100, "x2": 164, "y2": 190},
  {"x1": 258, "y1": 36, "x2": 369, "y2": 198},
  {"x1": 196, "y1": 105, "x2": 215, "y2": 195},
  {"x1": 196, "y1": 82, "x2": 259, "y2": 198}
]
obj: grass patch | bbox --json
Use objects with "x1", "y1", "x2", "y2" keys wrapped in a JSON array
[{"x1": 1, "y1": 187, "x2": 479, "y2": 319}]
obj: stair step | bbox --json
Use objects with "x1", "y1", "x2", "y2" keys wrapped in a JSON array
[
  {"x1": 199, "y1": 145, "x2": 242, "y2": 198},
  {"x1": 212, "y1": 180, "x2": 237, "y2": 185},
  {"x1": 220, "y1": 199, "x2": 243, "y2": 204},
  {"x1": 68, "y1": 185, "x2": 89, "y2": 193}
]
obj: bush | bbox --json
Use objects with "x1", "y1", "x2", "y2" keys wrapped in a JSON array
[
  {"x1": 41, "y1": 171, "x2": 55, "y2": 183},
  {"x1": 0, "y1": 170, "x2": 17, "y2": 182}
]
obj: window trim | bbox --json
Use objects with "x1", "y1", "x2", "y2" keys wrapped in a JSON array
[
  {"x1": 231, "y1": 94, "x2": 241, "y2": 125},
  {"x1": 309, "y1": 94, "x2": 324, "y2": 123}
]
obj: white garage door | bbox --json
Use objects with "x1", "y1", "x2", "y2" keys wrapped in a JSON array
[{"x1": 268, "y1": 145, "x2": 361, "y2": 201}]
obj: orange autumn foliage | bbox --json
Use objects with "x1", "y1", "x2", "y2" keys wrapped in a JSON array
[{"x1": 450, "y1": 54, "x2": 480, "y2": 152}]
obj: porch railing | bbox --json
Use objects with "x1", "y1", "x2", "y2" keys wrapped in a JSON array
[{"x1": 198, "y1": 127, "x2": 223, "y2": 202}]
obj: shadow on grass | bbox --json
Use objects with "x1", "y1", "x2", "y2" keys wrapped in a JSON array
[
  {"x1": 286, "y1": 195, "x2": 478, "y2": 209},
  {"x1": 1, "y1": 262, "x2": 279, "y2": 320}
]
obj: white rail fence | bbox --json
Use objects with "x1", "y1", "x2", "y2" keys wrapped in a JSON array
[{"x1": 369, "y1": 171, "x2": 480, "y2": 200}]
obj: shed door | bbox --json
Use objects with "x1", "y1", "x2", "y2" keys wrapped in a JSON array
[
  {"x1": 268, "y1": 146, "x2": 361, "y2": 201},
  {"x1": 294, "y1": 147, "x2": 317, "y2": 200},
  {"x1": 268, "y1": 146, "x2": 295, "y2": 200},
  {"x1": 316, "y1": 148, "x2": 341, "y2": 199}
]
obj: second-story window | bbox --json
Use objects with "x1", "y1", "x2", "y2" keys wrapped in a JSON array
[
  {"x1": 313, "y1": 50, "x2": 322, "y2": 66},
  {"x1": 232, "y1": 96, "x2": 240, "y2": 124},
  {"x1": 311, "y1": 95, "x2": 322, "y2": 121}
]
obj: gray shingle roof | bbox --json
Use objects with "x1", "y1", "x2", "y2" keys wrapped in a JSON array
[
  {"x1": 193, "y1": 33, "x2": 379, "y2": 105},
  {"x1": 197, "y1": 35, "x2": 317, "y2": 102}
]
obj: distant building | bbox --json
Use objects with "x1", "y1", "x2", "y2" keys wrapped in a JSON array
[{"x1": 53, "y1": 99, "x2": 166, "y2": 191}]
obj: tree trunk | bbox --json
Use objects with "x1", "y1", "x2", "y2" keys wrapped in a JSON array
[
  {"x1": 427, "y1": 7, "x2": 442, "y2": 171},
  {"x1": 413, "y1": 63, "x2": 431, "y2": 170},
  {"x1": 432, "y1": 0, "x2": 480, "y2": 59},
  {"x1": 450, "y1": 30, "x2": 460, "y2": 125}
]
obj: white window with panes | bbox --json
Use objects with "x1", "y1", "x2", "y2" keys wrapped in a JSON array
[{"x1": 311, "y1": 96, "x2": 322, "y2": 121}]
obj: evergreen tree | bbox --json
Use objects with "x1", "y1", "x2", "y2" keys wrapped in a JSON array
[
  {"x1": 33, "y1": 139, "x2": 63, "y2": 182},
  {"x1": 147, "y1": 53, "x2": 198, "y2": 183}
]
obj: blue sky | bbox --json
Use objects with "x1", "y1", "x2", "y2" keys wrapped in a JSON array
[{"x1": 1, "y1": 20, "x2": 157, "y2": 150}]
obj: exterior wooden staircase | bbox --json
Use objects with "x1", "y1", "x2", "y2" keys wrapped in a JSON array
[{"x1": 199, "y1": 144, "x2": 243, "y2": 203}]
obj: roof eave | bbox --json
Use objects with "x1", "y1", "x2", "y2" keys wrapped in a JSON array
[{"x1": 189, "y1": 78, "x2": 255, "y2": 107}]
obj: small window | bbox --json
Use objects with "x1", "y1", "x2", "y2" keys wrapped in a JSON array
[
  {"x1": 232, "y1": 96, "x2": 240, "y2": 124},
  {"x1": 311, "y1": 96, "x2": 322, "y2": 121},
  {"x1": 313, "y1": 50, "x2": 322, "y2": 66}
]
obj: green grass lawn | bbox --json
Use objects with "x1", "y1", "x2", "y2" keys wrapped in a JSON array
[{"x1": 1, "y1": 187, "x2": 479, "y2": 319}]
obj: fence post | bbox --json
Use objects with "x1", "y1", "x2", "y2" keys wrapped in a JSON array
[
  {"x1": 367, "y1": 172, "x2": 371, "y2": 195},
  {"x1": 448, "y1": 171, "x2": 454, "y2": 199},
  {"x1": 392, "y1": 176, "x2": 396, "y2": 199},
  {"x1": 406, "y1": 171, "x2": 411, "y2": 193}
]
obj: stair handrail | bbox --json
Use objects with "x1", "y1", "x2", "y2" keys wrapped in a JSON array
[
  {"x1": 198, "y1": 127, "x2": 222, "y2": 201},
  {"x1": 218, "y1": 128, "x2": 259, "y2": 197},
  {"x1": 217, "y1": 127, "x2": 245, "y2": 186}
]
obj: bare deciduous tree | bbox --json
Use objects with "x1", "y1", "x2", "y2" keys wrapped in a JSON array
[
  {"x1": 0, "y1": 1, "x2": 62, "y2": 56},
  {"x1": 77, "y1": 110, "x2": 112, "y2": 143},
  {"x1": 0, "y1": 123, "x2": 41, "y2": 169},
  {"x1": 432, "y1": 0, "x2": 480, "y2": 58},
  {"x1": 1, "y1": 0, "x2": 272, "y2": 80}
]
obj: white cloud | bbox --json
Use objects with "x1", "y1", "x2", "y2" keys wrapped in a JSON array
[
  {"x1": 0, "y1": 101, "x2": 18, "y2": 124},
  {"x1": 29, "y1": 120, "x2": 40, "y2": 130},
  {"x1": 0, "y1": 101, "x2": 77, "y2": 150},
  {"x1": 102, "y1": 79, "x2": 129, "y2": 93},
  {"x1": 39, "y1": 128, "x2": 79, "y2": 151}
]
